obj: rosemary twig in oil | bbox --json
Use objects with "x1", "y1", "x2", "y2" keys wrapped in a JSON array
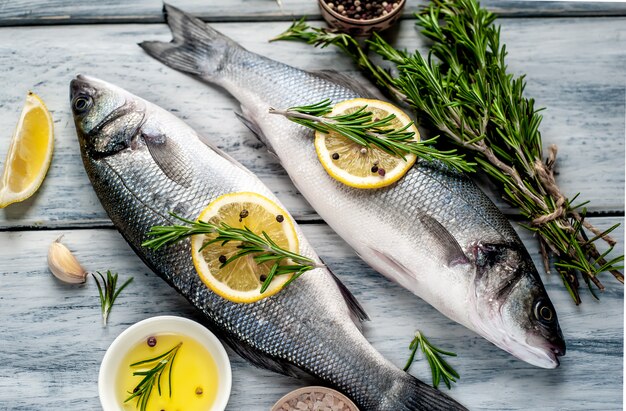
[
  {"x1": 92, "y1": 270, "x2": 133, "y2": 326},
  {"x1": 124, "y1": 342, "x2": 182, "y2": 411},
  {"x1": 404, "y1": 330, "x2": 459, "y2": 390},
  {"x1": 142, "y1": 213, "x2": 319, "y2": 293},
  {"x1": 269, "y1": 99, "x2": 474, "y2": 172}
]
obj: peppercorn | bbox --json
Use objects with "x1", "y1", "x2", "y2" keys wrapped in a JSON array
[
  {"x1": 378, "y1": 168, "x2": 386, "y2": 177},
  {"x1": 276, "y1": 214, "x2": 284, "y2": 223},
  {"x1": 328, "y1": 0, "x2": 401, "y2": 20},
  {"x1": 371, "y1": 165, "x2": 379, "y2": 173},
  {"x1": 332, "y1": 152, "x2": 340, "y2": 160},
  {"x1": 147, "y1": 336, "x2": 157, "y2": 347},
  {"x1": 219, "y1": 255, "x2": 227, "y2": 264},
  {"x1": 239, "y1": 209, "x2": 249, "y2": 222},
  {"x1": 260, "y1": 274, "x2": 267, "y2": 282}
]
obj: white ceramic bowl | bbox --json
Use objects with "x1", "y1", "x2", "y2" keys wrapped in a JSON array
[{"x1": 98, "y1": 315, "x2": 232, "y2": 411}]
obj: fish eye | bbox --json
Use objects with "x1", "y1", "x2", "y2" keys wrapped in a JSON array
[
  {"x1": 534, "y1": 300, "x2": 554, "y2": 324},
  {"x1": 72, "y1": 95, "x2": 92, "y2": 113}
]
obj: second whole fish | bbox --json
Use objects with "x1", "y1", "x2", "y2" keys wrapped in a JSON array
[{"x1": 140, "y1": 4, "x2": 566, "y2": 369}]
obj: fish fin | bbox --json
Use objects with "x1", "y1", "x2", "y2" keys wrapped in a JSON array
[
  {"x1": 195, "y1": 132, "x2": 260, "y2": 178},
  {"x1": 367, "y1": 248, "x2": 417, "y2": 283},
  {"x1": 234, "y1": 110, "x2": 281, "y2": 162},
  {"x1": 418, "y1": 214, "x2": 470, "y2": 267},
  {"x1": 234, "y1": 111, "x2": 267, "y2": 146},
  {"x1": 142, "y1": 131, "x2": 193, "y2": 188},
  {"x1": 394, "y1": 373, "x2": 468, "y2": 411},
  {"x1": 311, "y1": 70, "x2": 382, "y2": 99},
  {"x1": 321, "y1": 258, "x2": 369, "y2": 325},
  {"x1": 139, "y1": 3, "x2": 237, "y2": 78}
]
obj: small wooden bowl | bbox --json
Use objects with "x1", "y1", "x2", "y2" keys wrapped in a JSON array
[
  {"x1": 271, "y1": 386, "x2": 359, "y2": 411},
  {"x1": 319, "y1": 0, "x2": 406, "y2": 37}
]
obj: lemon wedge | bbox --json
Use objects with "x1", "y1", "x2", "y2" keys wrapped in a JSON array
[
  {"x1": 314, "y1": 98, "x2": 419, "y2": 189},
  {"x1": 0, "y1": 92, "x2": 54, "y2": 208},
  {"x1": 191, "y1": 192, "x2": 299, "y2": 303}
]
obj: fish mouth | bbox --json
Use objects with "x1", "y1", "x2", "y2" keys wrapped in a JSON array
[
  {"x1": 470, "y1": 302, "x2": 566, "y2": 369},
  {"x1": 501, "y1": 335, "x2": 565, "y2": 369}
]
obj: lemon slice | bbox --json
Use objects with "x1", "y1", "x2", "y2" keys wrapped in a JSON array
[
  {"x1": 191, "y1": 192, "x2": 299, "y2": 303},
  {"x1": 314, "y1": 98, "x2": 419, "y2": 189},
  {"x1": 0, "y1": 92, "x2": 54, "y2": 208}
]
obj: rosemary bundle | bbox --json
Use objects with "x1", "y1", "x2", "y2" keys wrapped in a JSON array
[{"x1": 272, "y1": 0, "x2": 623, "y2": 303}]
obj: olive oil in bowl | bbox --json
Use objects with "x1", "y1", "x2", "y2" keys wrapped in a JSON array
[
  {"x1": 118, "y1": 333, "x2": 219, "y2": 410},
  {"x1": 99, "y1": 316, "x2": 231, "y2": 411}
]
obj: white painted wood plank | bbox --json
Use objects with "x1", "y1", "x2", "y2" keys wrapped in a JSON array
[
  {"x1": 0, "y1": 18, "x2": 623, "y2": 228},
  {"x1": 0, "y1": 217, "x2": 622, "y2": 410},
  {"x1": 0, "y1": 0, "x2": 625, "y2": 26}
]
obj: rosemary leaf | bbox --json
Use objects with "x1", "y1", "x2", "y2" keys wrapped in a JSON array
[
  {"x1": 92, "y1": 271, "x2": 133, "y2": 326},
  {"x1": 125, "y1": 342, "x2": 182, "y2": 411},
  {"x1": 403, "y1": 330, "x2": 459, "y2": 390}
]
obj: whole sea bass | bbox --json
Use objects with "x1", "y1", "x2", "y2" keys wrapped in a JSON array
[
  {"x1": 140, "y1": 4, "x2": 566, "y2": 368},
  {"x1": 71, "y1": 75, "x2": 466, "y2": 410}
]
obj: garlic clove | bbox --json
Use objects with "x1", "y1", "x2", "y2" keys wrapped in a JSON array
[{"x1": 48, "y1": 237, "x2": 88, "y2": 284}]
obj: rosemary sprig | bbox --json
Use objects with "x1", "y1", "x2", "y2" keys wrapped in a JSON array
[
  {"x1": 272, "y1": 0, "x2": 624, "y2": 303},
  {"x1": 124, "y1": 342, "x2": 182, "y2": 411},
  {"x1": 92, "y1": 271, "x2": 133, "y2": 326},
  {"x1": 403, "y1": 330, "x2": 459, "y2": 390},
  {"x1": 270, "y1": 18, "x2": 404, "y2": 101},
  {"x1": 142, "y1": 213, "x2": 318, "y2": 293},
  {"x1": 269, "y1": 99, "x2": 474, "y2": 172}
]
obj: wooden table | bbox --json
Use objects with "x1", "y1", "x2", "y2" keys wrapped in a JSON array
[{"x1": 0, "y1": 1, "x2": 623, "y2": 410}]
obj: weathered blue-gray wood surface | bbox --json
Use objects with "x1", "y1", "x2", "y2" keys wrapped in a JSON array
[
  {"x1": 0, "y1": 2, "x2": 623, "y2": 411},
  {"x1": 0, "y1": 19, "x2": 623, "y2": 228},
  {"x1": 0, "y1": 0, "x2": 625, "y2": 26},
  {"x1": 0, "y1": 219, "x2": 623, "y2": 410}
]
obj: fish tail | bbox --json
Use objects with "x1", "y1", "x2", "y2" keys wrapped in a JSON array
[
  {"x1": 385, "y1": 373, "x2": 468, "y2": 411},
  {"x1": 139, "y1": 3, "x2": 236, "y2": 78}
]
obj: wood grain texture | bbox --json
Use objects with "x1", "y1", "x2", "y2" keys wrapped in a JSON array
[
  {"x1": 0, "y1": 6, "x2": 623, "y2": 410},
  {"x1": 1, "y1": 0, "x2": 625, "y2": 26},
  {"x1": 0, "y1": 18, "x2": 623, "y2": 229},
  {"x1": 0, "y1": 217, "x2": 622, "y2": 410}
]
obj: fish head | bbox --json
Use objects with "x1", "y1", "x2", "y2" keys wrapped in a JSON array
[
  {"x1": 469, "y1": 243, "x2": 566, "y2": 369},
  {"x1": 70, "y1": 74, "x2": 146, "y2": 158}
]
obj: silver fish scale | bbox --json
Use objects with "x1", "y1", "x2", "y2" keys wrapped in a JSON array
[{"x1": 79, "y1": 106, "x2": 454, "y2": 409}]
